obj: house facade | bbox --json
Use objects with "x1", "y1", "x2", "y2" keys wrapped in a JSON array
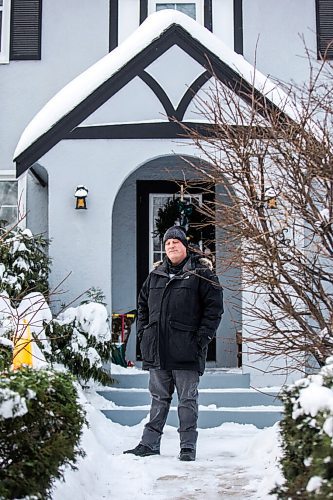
[{"x1": 1, "y1": 0, "x2": 331, "y2": 385}]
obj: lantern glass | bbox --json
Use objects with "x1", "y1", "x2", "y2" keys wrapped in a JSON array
[{"x1": 76, "y1": 197, "x2": 87, "y2": 209}]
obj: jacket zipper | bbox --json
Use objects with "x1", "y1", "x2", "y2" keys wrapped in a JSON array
[{"x1": 158, "y1": 274, "x2": 188, "y2": 369}]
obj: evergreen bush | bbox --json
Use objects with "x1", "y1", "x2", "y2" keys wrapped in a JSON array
[
  {"x1": 275, "y1": 358, "x2": 333, "y2": 499},
  {"x1": 0, "y1": 367, "x2": 86, "y2": 499},
  {"x1": 0, "y1": 227, "x2": 50, "y2": 305}
]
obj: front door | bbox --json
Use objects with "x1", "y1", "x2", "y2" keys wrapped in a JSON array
[{"x1": 136, "y1": 180, "x2": 216, "y2": 362}]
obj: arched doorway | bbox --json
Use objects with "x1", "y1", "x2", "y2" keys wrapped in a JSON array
[{"x1": 111, "y1": 155, "x2": 240, "y2": 368}]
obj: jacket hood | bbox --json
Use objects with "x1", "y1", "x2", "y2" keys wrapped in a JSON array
[{"x1": 152, "y1": 252, "x2": 213, "y2": 274}]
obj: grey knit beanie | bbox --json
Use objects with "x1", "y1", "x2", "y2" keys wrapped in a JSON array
[{"x1": 163, "y1": 226, "x2": 188, "y2": 247}]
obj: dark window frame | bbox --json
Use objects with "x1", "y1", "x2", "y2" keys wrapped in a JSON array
[{"x1": 0, "y1": 178, "x2": 19, "y2": 228}]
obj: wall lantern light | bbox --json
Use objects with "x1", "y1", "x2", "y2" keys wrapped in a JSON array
[
  {"x1": 265, "y1": 187, "x2": 277, "y2": 209},
  {"x1": 75, "y1": 185, "x2": 88, "y2": 210}
]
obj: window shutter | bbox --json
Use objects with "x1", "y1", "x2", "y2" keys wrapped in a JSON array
[
  {"x1": 317, "y1": 0, "x2": 333, "y2": 59},
  {"x1": 10, "y1": 0, "x2": 42, "y2": 60}
]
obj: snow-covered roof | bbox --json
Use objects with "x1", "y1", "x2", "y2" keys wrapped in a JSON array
[{"x1": 14, "y1": 10, "x2": 297, "y2": 168}]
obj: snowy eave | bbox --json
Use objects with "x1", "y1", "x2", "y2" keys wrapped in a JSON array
[{"x1": 14, "y1": 10, "x2": 297, "y2": 160}]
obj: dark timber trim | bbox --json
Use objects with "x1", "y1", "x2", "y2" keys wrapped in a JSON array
[
  {"x1": 15, "y1": 24, "x2": 290, "y2": 176},
  {"x1": 204, "y1": 0, "x2": 213, "y2": 31},
  {"x1": 67, "y1": 122, "x2": 215, "y2": 139},
  {"x1": 140, "y1": 0, "x2": 148, "y2": 24},
  {"x1": 233, "y1": 0, "x2": 243, "y2": 55},
  {"x1": 140, "y1": 69, "x2": 211, "y2": 121},
  {"x1": 139, "y1": 71, "x2": 175, "y2": 119},
  {"x1": 109, "y1": 0, "x2": 118, "y2": 51},
  {"x1": 66, "y1": 123, "x2": 271, "y2": 140},
  {"x1": 176, "y1": 70, "x2": 211, "y2": 120},
  {"x1": 316, "y1": 0, "x2": 321, "y2": 59}
]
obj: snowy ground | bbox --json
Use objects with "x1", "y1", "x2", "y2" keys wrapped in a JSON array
[{"x1": 51, "y1": 386, "x2": 283, "y2": 500}]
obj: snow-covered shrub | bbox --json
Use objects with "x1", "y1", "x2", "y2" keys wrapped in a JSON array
[
  {"x1": 45, "y1": 301, "x2": 115, "y2": 384},
  {"x1": 275, "y1": 358, "x2": 333, "y2": 499},
  {"x1": 0, "y1": 367, "x2": 86, "y2": 500},
  {"x1": 0, "y1": 227, "x2": 49, "y2": 304}
]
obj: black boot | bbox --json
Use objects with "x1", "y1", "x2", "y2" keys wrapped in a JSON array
[
  {"x1": 123, "y1": 444, "x2": 160, "y2": 457},
  {"x1": 179, "y1": 448, "x2": 196, "y2": 461}
]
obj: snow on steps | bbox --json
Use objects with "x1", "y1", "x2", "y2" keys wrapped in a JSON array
[
  {"x1": 106, "y1": 371, "x2": 250, "y2": 389},
  {"x1": 98, "y1": 370, "x2": 283, "y2": 429}
]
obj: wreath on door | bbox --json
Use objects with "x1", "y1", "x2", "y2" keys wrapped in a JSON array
[{"x1": 154, "y1": 197, "x2": 203, "y2": 245}]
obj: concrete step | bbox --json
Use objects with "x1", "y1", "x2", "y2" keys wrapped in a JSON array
[
  {"x1": 102, "y1": 370, "x2": 282, "y2": 428},
  {"x1": 101, "y1": 406, "x2": 283, "y2": 429},
  {"x1": 97, "y1": 388, "x2": 281, "y2": 407},
  {"x1": 110, "y1": 371, "x2": 250, "y2": 389}
]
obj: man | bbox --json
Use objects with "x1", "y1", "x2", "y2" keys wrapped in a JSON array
[{"x1": 124, "y1": 226, "x2": 223, "y2": 461}]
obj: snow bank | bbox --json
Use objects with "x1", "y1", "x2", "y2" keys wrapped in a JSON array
[
  {"x1": 110, "y1": 361, "x2": 143, "y2": 374},
  {"x1": 244, "y1": 423, "x2": 283, "y2": 498},
  {"x1": 56, "y1": 303, "x2": 111, "y2": 343}
]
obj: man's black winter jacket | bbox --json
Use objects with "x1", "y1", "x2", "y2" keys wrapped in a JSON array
[{"x1": 137, "y1": 253, "x2": 224, "y2": 375}]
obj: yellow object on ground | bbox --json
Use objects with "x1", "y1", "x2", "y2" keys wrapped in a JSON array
[{"x1": 12, "y1": 319, "x2": 33, "y2": 369}]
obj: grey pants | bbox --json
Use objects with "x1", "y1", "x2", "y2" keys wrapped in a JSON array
[{"x1": 140, "y1": 369, "x2": 199, "y2": 452}]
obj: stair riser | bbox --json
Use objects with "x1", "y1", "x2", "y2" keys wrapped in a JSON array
[
  {"x1": 111, "y1": 373, "x2": 250, "y2": 389},
  {"x1": 101, "y1": 409, "x2": 282, "y2": 429},
  {"x1": 98, "y1": 391, "x2": 281, "y2": 407}
]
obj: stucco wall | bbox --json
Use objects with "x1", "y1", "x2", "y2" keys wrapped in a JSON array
[
  {"x1": 118, "y1": 0, "x2": 140, "y2": 44},
  {"x1": 243, "y1": 0, "x2": 317, "y2": 83},
  {"x1": 212, "y1": 0, "x2": 234, "y2": 49},
  {"x1": 0, "y1": 0, "x2": 109, "y2": 171}
]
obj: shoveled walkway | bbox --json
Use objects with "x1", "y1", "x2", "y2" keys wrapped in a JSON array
[
  {"x1": 108, "y1": 418, "x2": 281, "y2": 500},
  {"x1": 52, "y1": 390, "x2": 282, "y2": 500}
]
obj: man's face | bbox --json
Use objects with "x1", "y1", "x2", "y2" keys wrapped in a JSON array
[{"x1": 165, "y1": 238, "x2": 187, "y2": 265}]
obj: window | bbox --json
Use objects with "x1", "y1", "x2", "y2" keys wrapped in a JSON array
[
  {"x1": 151, "y1": 1, "x2": 203, "y2": 24},
  {"x1": 0, "y1": 0, "x2": 11, "y2": 63},
  {"x1": 0, "y1": 179, "x2": 18, "y2": 228},
  {"x1": 156, "y1": 2, "x2": 196, "y2": 19},
  {"x1": 316, "y1": 0, "x2": 333, "y2": 59}
]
